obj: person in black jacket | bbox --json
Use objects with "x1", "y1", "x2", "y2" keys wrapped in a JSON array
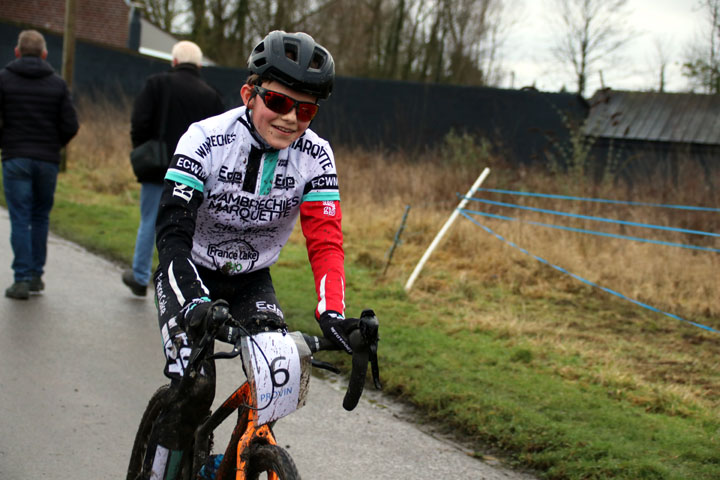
[
  {"x1": 0, "y1": 30, "x2": 79, "y2": 300},
  {"x1": 122, "y1": 40, "x2": 225, "y2": 296}
]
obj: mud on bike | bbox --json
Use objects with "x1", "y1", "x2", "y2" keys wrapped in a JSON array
[{"x1": 126, "y1": 302, "x2": 381, "y2": 480}]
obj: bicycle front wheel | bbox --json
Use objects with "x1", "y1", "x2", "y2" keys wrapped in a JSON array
[
  {"x1": 126, "y1": 385, "x2": 170, "y2": 480},
  {"x1": 243, "y1": 443, "x2": 301, "y2": 480}
]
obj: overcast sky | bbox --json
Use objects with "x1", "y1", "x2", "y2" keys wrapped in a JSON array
[{"x1": 501, "y1": 0, "x2": 706, "y2": 94}]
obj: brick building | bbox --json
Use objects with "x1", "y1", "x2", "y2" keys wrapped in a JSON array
[
  {"x1": 0, "y1": 0, "x2": 180, "y2": 61},
  {"x1": 2, "y1": 0, "x2": 131, "y2": 49}
]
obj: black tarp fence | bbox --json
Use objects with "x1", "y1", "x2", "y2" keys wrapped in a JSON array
[{"x1": 0, "y1": 20, "x2": 588, "y2": 164}]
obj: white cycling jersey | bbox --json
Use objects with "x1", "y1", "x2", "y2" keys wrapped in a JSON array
[{"x1": 164, "y1": 106, "x2": 340, "y2": 275}]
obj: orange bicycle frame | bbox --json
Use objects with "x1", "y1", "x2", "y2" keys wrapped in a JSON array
[{"x1": 220, "y1": 382, "x2": 280, "y2": 480}]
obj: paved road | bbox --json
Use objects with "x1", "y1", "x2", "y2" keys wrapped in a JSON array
[{"x1": 0, "y1": 207, "x2": 537, "y2": 480}]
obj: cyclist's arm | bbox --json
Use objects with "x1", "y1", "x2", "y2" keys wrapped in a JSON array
[
  {"x1": 155, "y1": 177, "x2": 211, "y2": 305},
  {"x1": 300, "y1": 199, "x2": 345, "y2": 318},
  {"x1": 155, "y1": 123, "x2": 213, "y2": 308}
]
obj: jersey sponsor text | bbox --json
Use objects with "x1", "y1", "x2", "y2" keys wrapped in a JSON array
[
  {"x1": 291, "y1": 137, "x2": 333, "y2": 170},
  {"x1": 174, "y1": 155, "x2": 206, "y2": 180},
  {"x1": 195, "y1": 133, "x2": 237, "y2": 158},
  {"x1": 206, "y1": 191, "x2": 300, "y2": 221}
]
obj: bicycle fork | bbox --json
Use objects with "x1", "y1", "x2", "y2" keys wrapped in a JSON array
[{"x1": 235, "y1": 405, "x2": 279, "y2": 480}]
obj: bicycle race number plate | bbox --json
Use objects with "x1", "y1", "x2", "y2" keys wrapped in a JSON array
[{"x1": 241, "y1": 332, "x2": 311, "y2": 426}]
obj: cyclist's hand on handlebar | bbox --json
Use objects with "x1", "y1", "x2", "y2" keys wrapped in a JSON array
[
  {"x1": 185, "y1": 299, "x2": 230, "y2": 339},
  {"x1": 318, "y1": 310, "x2": 355, "y2": 354}
]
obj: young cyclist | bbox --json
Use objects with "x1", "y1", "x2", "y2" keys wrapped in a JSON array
[{"x1": 141, "y1": 31, "x2": 355, "y2": 479}]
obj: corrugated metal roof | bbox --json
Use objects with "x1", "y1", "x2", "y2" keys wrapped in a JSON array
[{"x1": 584, "y1": 89, "x2": 720, "y2": 145}]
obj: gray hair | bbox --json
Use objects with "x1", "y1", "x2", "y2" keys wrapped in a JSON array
[
  {"x1": 17, "y1": 30, "x2": 47, "y2": 57},
  {"x1": 171, "y1": 41, "x2": 203, "y2": 66}
]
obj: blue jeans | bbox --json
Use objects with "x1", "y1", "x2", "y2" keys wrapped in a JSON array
[
  {"x1": 2, "y1": 158, "x2": 59, "y2": 283},
  {"x1": 132, "y1": 182, "x2": 164, "y2": 286}
]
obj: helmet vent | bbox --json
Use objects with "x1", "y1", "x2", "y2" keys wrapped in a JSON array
[
  {"x1": 310, "y1": 50, "x2": 326, "y2": 70},
  {"x1": 284, "y1": 43, "x2": 299, "y2": 63}
]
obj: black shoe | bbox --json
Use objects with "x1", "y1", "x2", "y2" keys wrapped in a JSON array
[
  {"x1": 122, "y1": 269, "x2": 147, "y2": 296},
  {"x1": 5, "y1": 282, "x2": 30, "y2": 300},
  {"x1": 29, "y1": 276, "x2": 44, "y2": 293}
]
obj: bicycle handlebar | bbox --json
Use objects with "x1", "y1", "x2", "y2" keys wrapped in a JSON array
[{"x1": 208, "y1": 310, "x2": 381, "y2": 411}]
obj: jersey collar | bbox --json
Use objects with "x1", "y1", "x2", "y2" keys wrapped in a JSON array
[{"x1": 238, "y1": 106, "x2": 279, "y2": 153}]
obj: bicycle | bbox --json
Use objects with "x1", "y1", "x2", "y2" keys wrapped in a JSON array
[{"x1": 126, "y1": 303, "x2": 381, "y2": 480}]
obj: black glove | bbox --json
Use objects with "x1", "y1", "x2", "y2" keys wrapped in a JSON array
[
  {"x1": 184, "y1": 299, "x2": 230, "y2": 339},
  {"x1": 318, "y1": 310, "x2": 355, "y2": 354}
]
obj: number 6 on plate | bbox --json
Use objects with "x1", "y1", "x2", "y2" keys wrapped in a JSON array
[{"x1": 241, "y1": 331, "x2": 312, "y2": 426}]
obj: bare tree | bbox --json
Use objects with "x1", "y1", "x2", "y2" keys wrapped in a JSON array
[
  {"x1": 683, "y1": 0, "x2": 720, "y2": 93},
  {"x1": 549, "y1": 0, "x2": 636, "y2": 96},
  {"x1": 649, "y1": 37, "x2": 673, "y2": 92},
  {"x1": 410, "y1": 0, "x2": 510, "y2": 85},
  {"x1": 135, "y1": 0, "x2": 184, "y2": 32},
  {"x1": 136, "y1": 0, "x2": 511, "y2": 86},
  {"x1": 267, "y1": 0, "x2": 513, "y2": 85}
]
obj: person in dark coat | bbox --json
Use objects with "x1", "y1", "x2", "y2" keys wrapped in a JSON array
[
  {"x1": 0, "y1": 29, "x2": 79, "y2": 300},
  {"x1": 122, "y1": 40, "x2": 225, "y2": 296}
]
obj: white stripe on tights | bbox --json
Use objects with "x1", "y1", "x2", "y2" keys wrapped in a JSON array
[{"x1": 168, "y1": 260, "x2": 185, "y2": 306}]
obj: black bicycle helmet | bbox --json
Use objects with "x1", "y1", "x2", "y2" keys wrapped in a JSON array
[{"x1": 248, "y1": 31, "x2": 334, "y2": 99}]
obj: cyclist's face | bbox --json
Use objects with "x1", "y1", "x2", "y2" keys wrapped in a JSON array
[{"x1": 241, "y1": 81, "x2": 317, "y2": 150}]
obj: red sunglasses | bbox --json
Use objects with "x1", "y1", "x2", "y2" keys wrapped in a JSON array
[{"x1": 253, "y1": 86, "x2": 319, "y2": 122}]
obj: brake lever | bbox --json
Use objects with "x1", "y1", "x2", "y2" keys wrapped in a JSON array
[
  {"x1": 311, "y1": 359, "x2": 341, "y2": 374},
  {"x1": 370, "y1": 348, "x2": 382, "y2": 390},
  {"x1": 359, "y1": 309, "x2": 379, "y2": 343},
  {"x1": 209, "y1": 341, "x2": 242, "y2": 360},
  {"x1": 208, "y1": 324, "x2": 245, "y2": 360},
  {"x1": 359, "y1": 310, "x2": 382, "y2": 390},
  {"x1": 342, "y1": 310, "x2": 382, "y2": 411}
]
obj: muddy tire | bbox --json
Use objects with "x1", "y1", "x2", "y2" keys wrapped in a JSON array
[
  {"x1": 243, "y1": 443, "x2": 301, "y2": 480},
  {"x1": 126, "y1": 385, "x2": 171, "y2": 480}
]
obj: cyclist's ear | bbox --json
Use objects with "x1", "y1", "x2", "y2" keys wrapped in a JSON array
[{"x1": 240, "y1": 84, "x2": 255, "y2": 108}]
